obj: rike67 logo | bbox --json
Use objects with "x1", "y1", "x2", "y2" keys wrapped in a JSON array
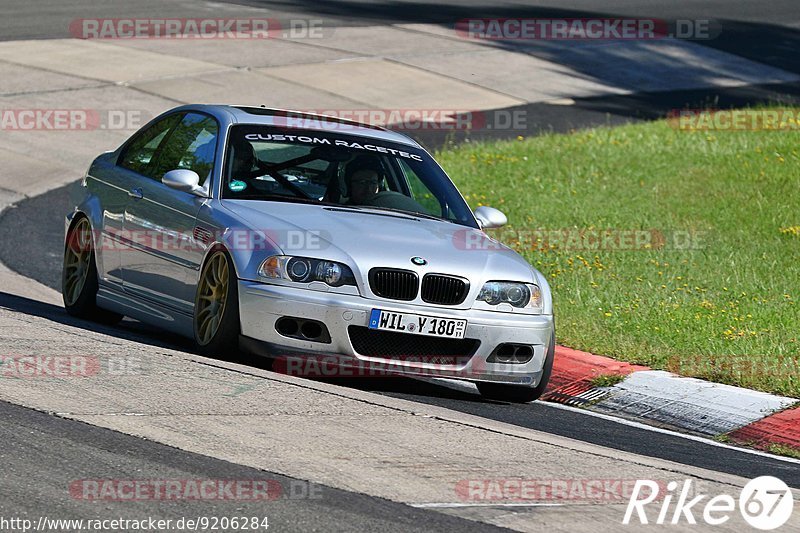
[{"x1": 624, "y1": 476, "x2": 794, "y2": 529}]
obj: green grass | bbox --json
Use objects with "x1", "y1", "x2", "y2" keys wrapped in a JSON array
[
  {"x1": 716, "y1": 433, "x2": 800, "y2": 457},
  {"x1": 766, "y1": 443, "x2": 800, "y2": 459},
  {"x1": 589, "y1": 374, "x2": 627, "y2": 388},
  {"x1": 436, "y1": 108, "x2": 800, "y2": 398}
]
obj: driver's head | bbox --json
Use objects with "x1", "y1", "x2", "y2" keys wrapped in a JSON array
[{"x1": 345, "y1": 155, "x2": 383, "y2": 204}]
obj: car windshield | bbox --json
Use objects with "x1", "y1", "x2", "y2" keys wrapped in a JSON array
[{"x1": 221, "y1": 125, "x2": 478, "y2": 228}]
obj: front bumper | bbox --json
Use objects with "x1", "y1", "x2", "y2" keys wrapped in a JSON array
[{"x1": 238, "y1": 280, "x2": 555, "y2": 387}]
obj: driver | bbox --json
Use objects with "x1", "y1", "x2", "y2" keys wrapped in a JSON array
[{"x1": 344, "y1": 155, "x2": 383, "y2": 205}]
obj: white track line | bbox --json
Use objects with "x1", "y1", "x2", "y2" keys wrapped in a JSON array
[
  {"x1": 419, "y1": 376, "x2": 800, "y2": 464},
  {"x1": 541, "y1": 401, "x2": 800, "y2": 465},
  {"x1": 410, "y1": 502, "x2": 566, "y2": 508},
  {"x1": 422, "y1": 376, "x2": 799, "y2": 465}
]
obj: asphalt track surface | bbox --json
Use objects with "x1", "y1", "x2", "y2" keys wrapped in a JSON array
[
  {"x1": 5, "y1": 0, "x2": 800, "y2": 142},
  {"x1": 1, "y1": 185, "x2": 798, "y2": 490},
  {"x1": 3, "y1": 0, "x2": 800, "y2": 76},
  {"x1": 0, "y1": 400, "x2": 509, "y2": 533}
]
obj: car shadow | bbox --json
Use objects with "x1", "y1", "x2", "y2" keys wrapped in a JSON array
[
  {"x1": 251, "y1": 1, "x2": 800, "y2": 151},
  {"x1": 404, "y1": 80, "x2": 800, "y2": 150},
  {"x1": 0, "y1": 291, "x2": 198, "y2": 353},
  {"x1": 259, "y1": 0, "x2": 800, "y2": 75},
  {"x1": 302, "y1": 375, "x2": 492, "y2": 403},
  {"x1": 0, "y1": 290, "x2": 501, "y2": 404}
]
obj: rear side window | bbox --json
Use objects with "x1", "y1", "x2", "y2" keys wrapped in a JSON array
[
  {"x1": 119, "y1": 114, "x2": 181, "y2": 175},
  {"x1": 150, "y1": 113, "x2": 219, "y2": 185}
]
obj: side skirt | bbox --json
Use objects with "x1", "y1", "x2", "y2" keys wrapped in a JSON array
[{"x1": 97, "y1": 283, "x2": 194, "y2": 339}]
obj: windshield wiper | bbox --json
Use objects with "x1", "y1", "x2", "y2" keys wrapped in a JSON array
[
  {"x1": 355, "y1": 205, "x2": 452, "y2": 223},
  {"x1": 229, "y1": 194, "x2": 323, "y2": 205},
  {"x1": 230, "y1": 196, "x2": 459, "y2": 224}
]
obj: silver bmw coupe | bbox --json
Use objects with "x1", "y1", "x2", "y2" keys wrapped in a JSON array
[{"x1": 62, "y1": 104, "x2": 555, "y2": 402}]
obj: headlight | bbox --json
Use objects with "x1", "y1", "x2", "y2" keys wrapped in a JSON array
[
  {"x1": 316, "y1": 261, "x2": 343, "y2": 286},
  {"x1": 288, "y1": 257, "x2": 312, "y2": 281},
  {"x1": 258, "y1": 255, "x2": 356, "y2": 287},
  {"x1": 477, "y1": 281, "x2": 543, "y2": 311}
]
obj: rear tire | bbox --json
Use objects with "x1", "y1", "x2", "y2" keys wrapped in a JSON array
[
  {"x1": 477, "y1": 334, "x2": 555, "y2": 403},
  {"x1": 62, "y1": 216, "x2": 123, "y2": 325},
  {"x1": 193, "y1": 249, "x2": 241, "y2": 357}
]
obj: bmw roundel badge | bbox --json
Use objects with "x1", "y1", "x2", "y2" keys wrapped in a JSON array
[{"x1": 411, "y1": 256, "x2": 427, "y2": 266}]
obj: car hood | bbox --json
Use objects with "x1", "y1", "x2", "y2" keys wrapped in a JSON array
[{"x1": 220, "y1": 200, "x2": 537, "y2": 286}]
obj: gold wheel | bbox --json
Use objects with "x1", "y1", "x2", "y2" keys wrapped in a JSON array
[
  {"x1": 195, "y1": 251, "x2": 230, "y2": 345},
  {"x1": 63, "y1": 218, "x2": 93, "y2": 307}
]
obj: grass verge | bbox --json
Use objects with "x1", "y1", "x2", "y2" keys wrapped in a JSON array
[
  {"x1": 589, "y1": 374, "x2": 627, "y2": 388},
  {"x1": 436, "y1": 108, "x2": 800, "y2": 397}
]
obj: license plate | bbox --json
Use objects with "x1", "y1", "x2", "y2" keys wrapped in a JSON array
[{"x1": 368, "y1": 309, "x2": 467, "y2": 339}]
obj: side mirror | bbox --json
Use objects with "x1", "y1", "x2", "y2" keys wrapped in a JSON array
[
  {"x1": 474, "y1": 206, "x2": 508, "y2": 229},
  {"x1": 163, "y1": 169, "x2": 204, "y2": 195}
]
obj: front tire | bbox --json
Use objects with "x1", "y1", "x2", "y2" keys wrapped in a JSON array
[
  {"x1": 62, "y1": 216, "x2": 123, "y2": 325},
  {"x1": 477, "y1": 335, "x2": 555, "y2": 403},
  {"x1": 193, "y1": 249, "x2": 240, "y2": 357}
]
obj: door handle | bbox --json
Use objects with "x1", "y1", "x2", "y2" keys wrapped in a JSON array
[{"x1": 128, "y1": 187, "x2": 144, "y2": 200}]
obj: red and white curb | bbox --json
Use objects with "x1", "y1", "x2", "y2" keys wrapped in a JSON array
[{"x1": 546, "y1": 346, "x2": 800, "y2": 454}]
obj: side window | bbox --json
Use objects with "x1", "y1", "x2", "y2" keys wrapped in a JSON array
[
  {"x1": 118, "y1": 114, "x2": 181, "y2": 175},
  {"x1": 398, "y1": 160, "x2": 444, "y2": 217},
  {"x1": 150, "y1": 113, "x2": 219, "y2": 185}
]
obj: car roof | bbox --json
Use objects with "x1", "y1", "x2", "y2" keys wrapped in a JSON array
[{"x1": 179, "y1": 104, "x2": 423, "y2": 149}]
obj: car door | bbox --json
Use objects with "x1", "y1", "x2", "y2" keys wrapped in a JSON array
[
  {"x1": 121, "y1": 112, "x2": 219, "y2": 315},
  {"x1": 92, "y1": 113, "x2": 181, "y2": 286}
]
